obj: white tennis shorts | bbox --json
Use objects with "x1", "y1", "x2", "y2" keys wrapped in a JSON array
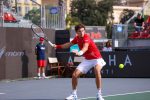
[{"x1": 76, "y1": 58, "x2": 106, "y2": 74}]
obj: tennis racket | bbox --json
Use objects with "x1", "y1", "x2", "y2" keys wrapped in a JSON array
[{"x1": 31, "y1": 24, "x2": 54, "y2": 47}]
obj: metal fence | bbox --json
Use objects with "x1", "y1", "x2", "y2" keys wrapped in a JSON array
[
  {"x1": 112, "y1": 24, "x2": 150, "y2": 50},
  {"x1": 3, "y1": 22, "x2": 32, "y2": 28},
  {"x1": 42, "y1": 5, "x2": 66, "y2": 29},
  {"x1": 0, "y1": 1, "x2": 66, "y2": 29},
  {"x1": 112, "y1": 24, "x2": 129, "y2": 48}
]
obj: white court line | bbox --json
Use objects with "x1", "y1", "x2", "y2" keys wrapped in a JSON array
[
  {"x1": 80, "y1": 90, "x2": 150, "y2": 100},
  {"x1": 0, "y1": 93, "x2": 5, "y2": 95}
]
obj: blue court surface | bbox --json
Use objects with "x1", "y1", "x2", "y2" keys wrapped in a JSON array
[{"x1": 0, "y1": 78, "x2": 150, "y2": 100}]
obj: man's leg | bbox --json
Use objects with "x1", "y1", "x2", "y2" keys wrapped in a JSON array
[
  {"x1": 37, "y1": 67, "x2": 41, "y2": 77},
  {"x1": 94, "y1": 64, "x2": 102, "y2": 91},
  {"x1": 37, "y1": 60, "x2": 41, "y2": 77},
  {"x1": 72, "y1": 69, "x2": 82, "y2": 90},
  {"x1": 42, "y1": 67, "x2": 46, "y2": 77},
  {"x1": 66, "y1": 69, "x2": 82, "y2": 100},
  {"x1": 94, "y1": 64, "x2": 104, "y2": 100},
  {"x1": 42, "y1": 60, "x2": 46, "y2": 77}
]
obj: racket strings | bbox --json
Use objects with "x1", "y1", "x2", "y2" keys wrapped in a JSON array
[
  {"x1": 33, "y1": 27, "x2": 45, "y2": 38},
  {"x1": 31, "y1": 24, "x2": 53, "y2": 46}
]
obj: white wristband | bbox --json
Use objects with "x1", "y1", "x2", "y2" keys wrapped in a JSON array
[
  {"x1": 78, "y1": 51, "x2": 84, "y2": 56},
  {"x1": 48, "y1": 41, "x2": 54, "y2": 47}
]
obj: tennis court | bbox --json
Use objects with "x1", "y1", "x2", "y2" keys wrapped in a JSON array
[
  {"x1": 0, "y1": 78, "x2": 150, "y2": 100},
  {"x1": 81, "y1": 91, "x2": 150, "y2": 100}
]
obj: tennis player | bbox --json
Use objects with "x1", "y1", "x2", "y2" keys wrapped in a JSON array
[
  {"x1": 35, "y1": 37, "x2": 47, "y2": 78},
  {"x1": 54, "y1": 24, "x2": 106, "y2": 100}
]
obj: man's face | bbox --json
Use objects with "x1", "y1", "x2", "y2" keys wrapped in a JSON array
[
  {"x1": 40, "y1": 40, "x2": 44, "y2": 44},
  {"x1": 138, "y1": 15, "x2": 141, "y2": 19},
  {"x1": 76, "y1": 28, "x2": 85, "y2": 37}
]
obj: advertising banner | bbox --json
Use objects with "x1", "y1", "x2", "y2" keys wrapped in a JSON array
[
  {"x1": 70, "y1": 26, "x2": 107, "y2": 41},
  {"x1": 56, "y1": 51, "x2": 150, "y2": 78}
]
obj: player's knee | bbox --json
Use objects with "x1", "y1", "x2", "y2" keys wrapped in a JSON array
[
  {"x1": 72, "y1": 72, "x2": 78, "y2": 79},
  {"x1": 94, "y1": 68, "x2": 102, "y2": 77},
  {"x1": 95, "y1": 73, "x2": 101, "y2": 78},
  {"x1": 72, "y1": 71, "x2": 81, "y2": 79}
]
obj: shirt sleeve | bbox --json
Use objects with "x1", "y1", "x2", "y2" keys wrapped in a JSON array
[
  {"x1": 71, "y1": 36, "x2": 77, "y2": 44},
  {"x1": 83, "y1": 34, "x2": 90, "y2": 43}
]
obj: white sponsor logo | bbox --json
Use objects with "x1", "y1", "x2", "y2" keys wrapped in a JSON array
[
  {"x1": 0, "y1": 47, "x2": 5, "y2": 58},
  {"x1": 41, "y1": 47, "x2": 45, "y2": 50},
  {"x1": 0, "y1": 46, "x2": 24, "y2": 59},
  {"x1": 5, "y1": 51, "x2": 24, "y2": 57}
]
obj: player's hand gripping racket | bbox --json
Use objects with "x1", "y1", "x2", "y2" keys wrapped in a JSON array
[{"x1": 31, "y1": 24, "x2": 54, "y2": 47}]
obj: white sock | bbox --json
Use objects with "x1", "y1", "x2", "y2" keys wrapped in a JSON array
[
  {"x1": 98, "y1": 88, "x2": 102, "y2": 94},
  {"x1": 42, "y1": 73, "x2": 45, "y2": 77},
  {"x1": 38, "y1": 73, "x2": 40, "y2": 77},
  {"x1": 72, "y1": 89, "x2": 77, "y2": 95}
]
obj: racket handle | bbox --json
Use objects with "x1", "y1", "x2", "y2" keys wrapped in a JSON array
[{"x1": 48, "y1": 41, "x2": 54, "y2": 47}]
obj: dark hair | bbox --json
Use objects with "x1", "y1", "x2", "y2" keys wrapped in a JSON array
[
  {"x1": 106, "y1": 41, "x2": 111, "y2": 47},
  {"x1": 75, "y1": 23, "x2": 85, "y2": 32},
  {"x1": 137, "y1": 13, "x2": 141, "y2": 17}
]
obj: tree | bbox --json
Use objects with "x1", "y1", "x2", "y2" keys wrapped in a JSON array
[
  {"x1": 69, "y1": 0, "x2": 115, "y2": 38},
  {"x1": 66, "y1": 14, "x2": 80, "y2": 30},
  {"x1": 97, "y1": 0, "x2": 114, "y2": 25},
  {"x1": 120, "y1": 9, "x2": 135, "y2": 24},
  {"x1": 24, "y1": 8, "x2": 40, "y2": 25},
  {"x1": 70, "y1": 0, "x2": 114, "y2": 38},
  {"x1": 97, "y1": 0, "x2": 114, "y2": 38},
  {"x1": 70, "y1": 0, "x2": 114, "y2": 26},
  {"x1": 58, "y1": 0, "x2": 64, "y2": 6},
  {"x1": 70, "y1": 0, "x2": 97, "y2": 26}
]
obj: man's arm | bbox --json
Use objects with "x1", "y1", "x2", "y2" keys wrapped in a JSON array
[
  {"x1": 142, "y1": 21, "x2": 145, "y2": 27},
  {"x1": 72, "y1": 43, "x2": 89, "y2": 56},
  {"x1": 134, "y1": 18, "x2": 137, "y2": 27},
  {"x1": 60, "y1": 42, "x2": 74, "y2": 49},
  {"x1": 134, "y1": 22, "x2": 137, "y2": 27},
  {"x1": 81, "y1": 43, "x2": 89, "y2": 53},
  {"x1": 54, "y1": 42, "x2": 74, "y2": 49}
]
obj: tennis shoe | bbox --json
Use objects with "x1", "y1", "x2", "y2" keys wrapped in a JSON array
[
  {"x1": 65, "y1": 93, "x2": 77, "y2": 100},
  {"x1": 96, "y1": 93, "x2": 104, "y2": 100},
  {"x1": 37, "y1": 76, "x2": 41, "y2": 79},
  {"x1": 42, "y1": 76, "x2": 49, "y2": 79}
]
